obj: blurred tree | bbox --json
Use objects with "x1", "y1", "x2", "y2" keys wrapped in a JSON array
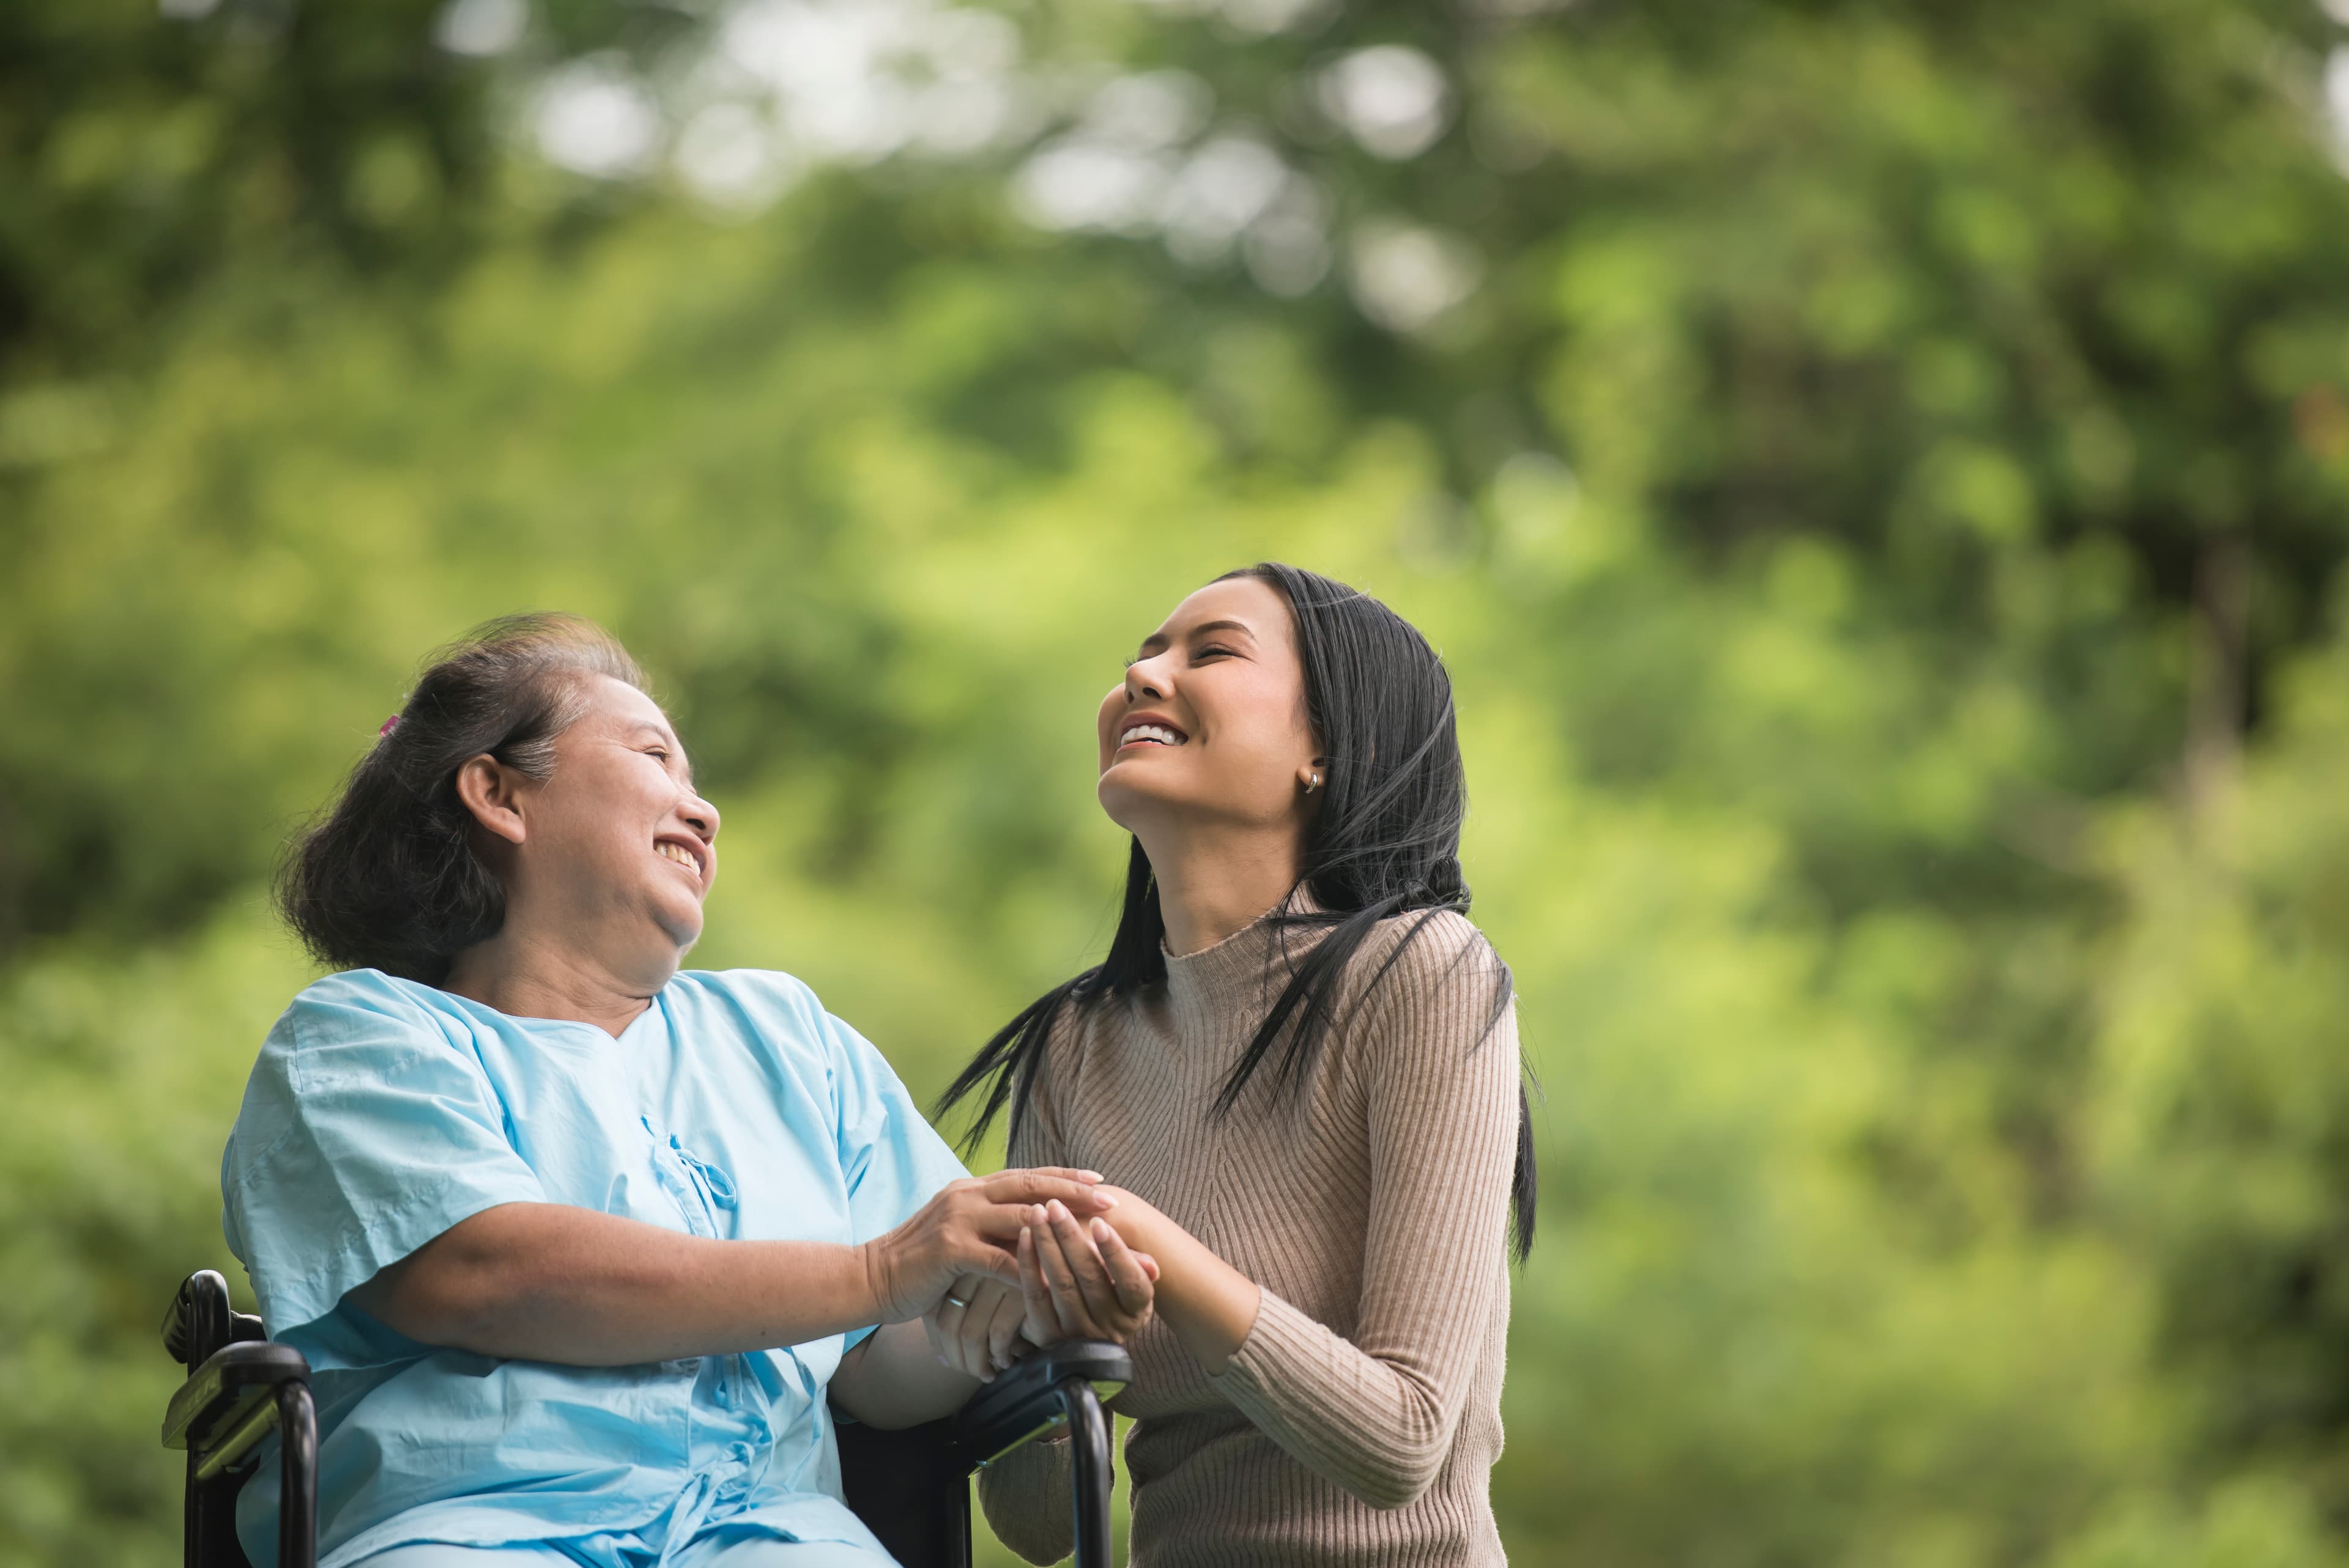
[
  {"x1": 6, "y1": 1, "x2": 2349, "y2": 1566},
  {"x1": 2091, "y1": 625, "x2": 2349, "y2": 1525}
]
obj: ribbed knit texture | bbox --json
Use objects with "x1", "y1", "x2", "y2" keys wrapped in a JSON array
[{"x1": 976, "y1": 902, "x2": 1518, "y2": 1568}]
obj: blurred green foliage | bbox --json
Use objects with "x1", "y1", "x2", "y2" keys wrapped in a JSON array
[{"x1": 7, "y1": 1, "x2": 2349, "y2": 1565}]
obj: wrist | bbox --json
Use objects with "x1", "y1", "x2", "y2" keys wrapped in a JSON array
[{"x1": 855, "y1": 1237, "x2": 897, "y2": 1323}]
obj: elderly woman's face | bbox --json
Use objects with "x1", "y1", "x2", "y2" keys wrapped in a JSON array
[{"x1": 508, "y1": 677, "x2": 719, "y2": 956}]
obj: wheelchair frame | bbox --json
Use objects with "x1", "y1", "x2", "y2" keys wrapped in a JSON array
[{"x1": 163, "y1": 1269, "x2": 1127, "y2": 1568}]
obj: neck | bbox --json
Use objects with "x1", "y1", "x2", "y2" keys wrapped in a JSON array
[
  {"x1": 442, "y1": 919, "x2": 675, "y2": 1038},
  {"x1": 1137, "y1": 818, "x2": 1305, "y2": 958}
]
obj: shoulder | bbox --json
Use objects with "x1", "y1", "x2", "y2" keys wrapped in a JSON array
[
  {"x1": 665, "y1": 967, "x2": 861, "y2": 1069},
  {"x1": 234, "y1": 972, "x2": 484, "y2": 1164},
  {"x1": 667, "y1": 966, "x2": 826, "y2": 1024},
  {"x1": 280, "y1": 967, "x2": 445, "y2": 1025},
  {"x1": 266, "y1": 968, "x2": 473, "y2": 1061},
  {"x1": 1354, "y1": 907, "x2": 1507, "y2": 991},
  {"x1": 1340, "y1": 908, "x2": 1513, "y2": 1044}
]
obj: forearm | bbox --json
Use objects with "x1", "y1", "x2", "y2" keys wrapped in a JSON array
[
  {"x1": 828, "y1": 1318, "x2": 981, "y2": 1428},
  {"x1": 352, "y1": 1202, "x2": 887, "y2": 1365},
  {"x1": 1092, "y1": 1183, "x2": 1495, "y2": 1509},
  {"x1": 1099, "y1": 1198, "x2": 1258, "y2": 1374}
]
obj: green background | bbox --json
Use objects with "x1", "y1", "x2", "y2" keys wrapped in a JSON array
[{"x1": 10, "y1": 1, "x2": 2349, "y2": 1564}]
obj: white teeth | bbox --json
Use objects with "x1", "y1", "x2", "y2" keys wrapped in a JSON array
[
  {"x1": 1123, "y1": 724, "x2": 1184, "y2": 746},
  {"x1": 658, "y1": 842, "x2": 696, "y2": 871}
]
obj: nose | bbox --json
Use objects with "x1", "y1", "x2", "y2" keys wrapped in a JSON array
[
  {"x1": 1124, "y1": 655, "x2": 1171, "y2": 704},
  {"x1": 682, "y1": 792, "x2": 719, "y2": 842}
]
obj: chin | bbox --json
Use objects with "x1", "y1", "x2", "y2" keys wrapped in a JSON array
[
  {"x1": 1097, "y1": 771, "x2": 1189, "y2": 833},
  {"x1": 653, "y1": 901, "x2": 707, "y2": 954}
]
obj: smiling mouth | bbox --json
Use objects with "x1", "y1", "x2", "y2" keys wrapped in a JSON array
[
  {"x1": 1119, "y1": 723, "x2": 1188, "y2": 748},
  {"x1": 656, "y1": 842, "x2": 701, "y2": 877}
]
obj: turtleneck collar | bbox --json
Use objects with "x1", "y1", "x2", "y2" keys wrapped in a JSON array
[{"x1": 1160, "y1": 883, "x2": 1335, "y2": 1042}]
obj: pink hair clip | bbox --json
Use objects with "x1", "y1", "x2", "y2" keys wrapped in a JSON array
[{"x1": 379, "y1": 715, "x2": 402, "y2": 737}]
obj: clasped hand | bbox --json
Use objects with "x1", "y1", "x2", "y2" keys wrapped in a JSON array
[{"x1": 922, "y1": 1195, "x2": 1158, "y2": 1381}]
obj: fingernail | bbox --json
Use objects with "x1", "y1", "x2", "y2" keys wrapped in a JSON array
[
  {"x1": 1080, "y1": 1170, "x2": 1104, "y2": 1182},
  {"x1": 1096, "y1": 1192, "x2": 1118, "y2": 1208}
]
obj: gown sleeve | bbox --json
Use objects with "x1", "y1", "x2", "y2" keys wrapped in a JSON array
[
  {"x1": 974, "y1": 1023, "x2": 1084, "y2": 1567},
  {"x1": 220, "y1": 971, "x2": 547, "y2": 1342},
  {"x1": 822, "y1": 1007, "x2": 972, "y2": 1349}
]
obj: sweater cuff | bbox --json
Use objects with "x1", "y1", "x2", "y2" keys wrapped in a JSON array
[{"x1": 1210, "y1": 1287, "x2": 1329, "y2": 1419}]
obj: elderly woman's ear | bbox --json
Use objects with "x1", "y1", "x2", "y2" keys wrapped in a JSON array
[{"x1": 455, "y1": 754, "x2": 532, "y2": 847}]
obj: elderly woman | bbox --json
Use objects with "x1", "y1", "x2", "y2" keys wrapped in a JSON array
[{"x1": 221, "y1": 615, "x2": 1138, "y2": 1568}]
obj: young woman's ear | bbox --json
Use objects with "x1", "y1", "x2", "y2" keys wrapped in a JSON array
[{"x1": 455, "y1": 755, "x2": 530, "y2": 847}]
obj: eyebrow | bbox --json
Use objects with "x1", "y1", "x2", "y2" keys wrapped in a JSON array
[{"x1": 1136, "y1": 619, "x2": 1260, "y2": 656}]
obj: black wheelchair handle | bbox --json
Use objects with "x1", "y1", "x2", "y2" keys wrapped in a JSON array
[
  {"x1": 946, "y1": 1340, "x2": 1129, "y2": 1568},
  {"x1": 165, "y1": 1269, "x2": 319, "y2": 1568},
  {"x1": 1058, "y1": 1377, "x2": 1115, "y2": 1568},
  {"x1": 949, "y1": 1339, "x2": 1130, "y2": 1465},
  {"x1": 164, "y1": 1269, "x2": 263, "y2": 1372}
]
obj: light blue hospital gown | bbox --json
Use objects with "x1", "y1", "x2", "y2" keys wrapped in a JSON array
[{"x1": 220, "y1": 968, "x2": 971, "y2": 1568}]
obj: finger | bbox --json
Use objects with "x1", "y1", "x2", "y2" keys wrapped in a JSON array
[
  {"x1": 1033, "y1": 1205, "x2": 1104, "y2": 1337},
  {"x1": 1094, "y1": 1219, "x2": 1156, "y2": 1316},
  {"x1": 929, "y1": 1304, "x2": 967, "y2": 1373},
  {"x1": 978, "y1": 1169, "x2": 1101, "y2": 1195},
  {"x1": 1017, "y1": 1225, "x2": 1059, "y2": 1346},
  {"x1": 979, "y1": 1172, "x2": 1118, "y2": 1214},
  {"x1": 1024, "y1": 1206, "x2": 1086, "y2": 1336},
  {"x1": 947, "y1": 1274, "x2": 998, "y2": 1378},
  {"x1": 931, "y1": 1305, "x2": 978, "y2": 1377},
  {"x1": 956, "y1": 1233, "x2": 1023, "y2": 1285},
  {"x1": 921, "y1": 1305, "x2": 955, "y2": 1369},
  {"x1": 1048, "y1": 1200, "x2": 1123, "y2": 1326},
  {"x1": 985, "y1": 1286, "x2": 1027, "y2": 1371}
]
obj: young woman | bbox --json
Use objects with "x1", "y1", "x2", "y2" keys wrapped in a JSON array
[
  {"x1": 221, "y1": 614, "x2": 1134, "y2": 1568},
  {"x1": 935, "y1": 564, "x2": 1535, "y2": 1567}
]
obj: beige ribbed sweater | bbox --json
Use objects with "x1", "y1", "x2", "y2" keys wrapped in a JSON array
[{"x1": 977, "y1": 902, "x2": 1519, "y2": 1568}]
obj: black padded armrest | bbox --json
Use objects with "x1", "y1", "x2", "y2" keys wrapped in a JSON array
[
  {"x1": 163, "y1": 1340, "x2": 311, "y2": 1475},
  {"x1": 951, "y1": 1340, "x2": 1130, "y2": 1465}
]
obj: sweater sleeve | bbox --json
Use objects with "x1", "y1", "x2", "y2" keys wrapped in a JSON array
[
  {"x1": 976, "y1": 1023, "x2": 1083, "y2": 1566},
  {"x1": 1208, "y1": 914, "x2": 1521, "y2": 1510}
]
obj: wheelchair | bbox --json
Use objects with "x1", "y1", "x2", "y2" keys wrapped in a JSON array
[{"x1": 162, "y1": 1269, "x2": 1128, "y2": 1568}]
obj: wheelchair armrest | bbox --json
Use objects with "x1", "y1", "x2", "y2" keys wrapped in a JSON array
[
  {"x1": 163, "y1": 1340, "x2": 312, "y2": 1477},
  {"x1": 951, "y1": 1340, "x2": 1130, "y2": 1465}
]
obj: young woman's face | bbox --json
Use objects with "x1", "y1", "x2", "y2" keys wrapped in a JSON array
[
  {"x1": 1096, "y1": 576, "x2": 1321, "y2": 837},
  {"x1": 503, "y1": 677, "x2": 720, "y2": 956}
]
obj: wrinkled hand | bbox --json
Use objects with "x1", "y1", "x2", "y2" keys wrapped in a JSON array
[
  {"x1": 1017, "y1": 1198, "x2": 1158, "y2": 1348},
  {"x1": 864, "y1": 1169, "x2": 1112, "y2": 1324},
  {"x1": 922, "y1": 1274, "x2": 1028, "y2": 1381}
]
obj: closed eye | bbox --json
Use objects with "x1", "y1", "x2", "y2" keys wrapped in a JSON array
[{"x1": 1192, "y1": 644, "x2": 1238, "y2": 662}]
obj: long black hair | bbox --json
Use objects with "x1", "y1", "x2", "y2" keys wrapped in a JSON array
[
  {"x1": 938, "y1": 563, "x2": 1538, "y2": 1262},
  {"x1": 276, "y1": 612, "x2": 649, "y2": 985}
]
